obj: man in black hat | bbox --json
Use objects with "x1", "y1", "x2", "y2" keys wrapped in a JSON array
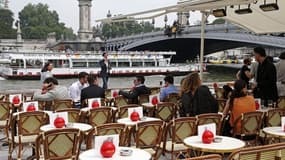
[
  {"x1": 276, "y1": 52, "x2": 285, "y2": 96},
  {"x1": 253, "y1": 47, "x2": 278, "y2": 106}
]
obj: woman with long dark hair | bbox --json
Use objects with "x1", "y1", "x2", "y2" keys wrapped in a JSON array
[
  {"x1": 180, "y1": 72, "x2": 218, "y2": 117},
  {"x1": 40, "y1": 61, "x2": 53, "y2": 83},
  {"x1": 223, "y1": 80, "x2": 256, "y2": 134}
]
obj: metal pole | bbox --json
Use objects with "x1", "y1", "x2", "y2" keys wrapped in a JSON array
[{"x1": 199, "y1": 12, "x2": 206, "y2": 82}]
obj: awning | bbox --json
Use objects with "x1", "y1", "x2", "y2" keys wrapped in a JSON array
[
  {"x1": 97, "y1": 0, "x2": 285, "y2": 34},
  {"x1": 224, "y1": 0, "x2": 285, "y2": 34}
]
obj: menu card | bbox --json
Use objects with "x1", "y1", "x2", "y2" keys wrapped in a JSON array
[
  {"x1": 22, "y1": 101, "x2": 39, "y2": 112},
  {"x1": 128, "y1": 107, "x2": 143, "y2": 119},
  {"x1": 94, "y1": 134, "x2": 119, "y2": 157},
  {"x1": 88, "y1": 98, "x2": 101, "y2": 108},
  {"x1": 198, "y1": 123, "x2": 216, "y2": 140},
  {"x1": 49, "y1": 112, "x2": 68, "y2": 127},
  {"x1": 9, "y1": 94, "x2": 22, "y2": 105}
]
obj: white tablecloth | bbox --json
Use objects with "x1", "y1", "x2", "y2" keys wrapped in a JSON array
[
  {"x1": 184, "y1": 136, "x2": 245, "y2": 153},
  {"x1": 142, "y1": 102, "x2": 155, "y2": 108},
  {"x1": 40, "y1": 123, "x2": 92, "y2": 132},
  {"x1": 263, "y1": 127, "x2": 285, "y2": 138},
  {"x1": 117, "y1": 117, "x2": 159, "y2": 126},
  {"x1": 79, "y1": 147, "x2": 151, "y2": 160}
]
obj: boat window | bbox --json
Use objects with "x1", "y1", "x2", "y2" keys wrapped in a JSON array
[
  {"x1": 118, "y1": 61, "x2": 130, "y2": 67},
  {"x1": 88, "y1": 61, "x2": 99, "y2": 68},
  {"x1": 144, "y1": 61, "x2": 155, "y2": 67},
  {"x1": 73, "y1": 61, "x2": 87, "y2": 68},
  {"x1": 10, "y1": 59, "x2": 24, "y2": 68},
  {"x1": 45, "y1": 59, "x2": 70, "y2": 68},
  {"x1": 26, "y1": 59, "x2": 43, "y2": 68},
  {"x1": 131, "y1": 61, "x2": 143, "y2": 67},
  {"x1": 110, "y1": 62, "x2": 117, "y2": 67}
]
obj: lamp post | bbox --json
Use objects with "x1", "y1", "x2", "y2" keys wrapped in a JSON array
[
  {"x1": 164, "y1": 15, "x2": 168, "y2": 28},
  {"x1": 152, "y1": 18, "x2": 155, "y2": 32}
]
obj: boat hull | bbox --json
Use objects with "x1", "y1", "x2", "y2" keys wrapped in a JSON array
[{"x1": 2, "y1": 71, "x2": 193, "y2": 80}]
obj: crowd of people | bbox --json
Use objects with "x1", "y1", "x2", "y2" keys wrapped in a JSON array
[{"x1": 33, "y1": 47, "x2": 285, "y2": 136}]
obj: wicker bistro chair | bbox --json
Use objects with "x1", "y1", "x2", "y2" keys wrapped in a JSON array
[
  {"x1": 138, "y1": 94, "x2": 150, "y2": 106},
  {"x1": 232, "y1": 111, "x2": 264, "y2": 146},
  {"x1": 8, "y1": 111, "x2": 49, "y2": 160},
  {"x1": 118, "y1": 104, "x2": 140, "y2": 119},
  {"x1": 135, "y1": 120, "x2": 165, "y2": 160},
  {"x1": 150, "y1": 87, "x2": 161, "y2": 95},
  {"x1": 217, "y1": 99, "x2": 227, "y2": 113},
  {"x1": 52, "y1": 99, "x2": 73, "y2": 111},
  {"x1": 214, "y1": 88, "x2": 224, "y2": 99},
  {"x1": 277, "y1": 96, "x2": 285, "y2": 109},
  {"x1": 162, "y1": 117, "x2": 197, "y2": 160},
  {"x1": 35, "y1": 128, "x2": 83, "y2": 160},
  {"x1": 228, "y1": 142, "x2": 285, "y2": 160},
  {"x1": 186, "y1": 154, "x2": 222, "y2": 160},
  {"x1": 0, "y1": 101, "x2": 12, "y2": 141},
  {"x1": 265, "y1": 108, "x2": 285, "y2": 127},
  {"x1": 87, "y1": 123, "x2": 127, "y2": 149},
  {"x1": 55, "y1": 108, "x2": 82, "y2": 123},
  {"x1": 196, "y1": 113, "x2": 223, "y2": 135},
  {"x1": 114, "y1": 96, "x2": 129, "y2": 108},
  {"x1": 155, "y1": 102, "x2": 177, "y2": 122},
  {"x1": 87, "y1": 107, "x2": 113, "y2": 127},
  {"x1": 260, "y1": 108, "x2": 285, "y2": 144},
  {"x1": 164, "y1": 93, "x2": 180, "y2": 103}
]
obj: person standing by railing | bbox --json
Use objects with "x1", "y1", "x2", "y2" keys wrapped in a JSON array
[
  {"x1": 40, "y1": 61, "x2": 53, "y2": 83},
  {"x1": 276, "y1": 52, "x2": 285, "y2": 96},
  {"x1": 99, "y1": 52, "x2": 111, "y2": 89}
]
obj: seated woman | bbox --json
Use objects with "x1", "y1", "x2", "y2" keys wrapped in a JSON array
[
  {"x1": 180, "y1": 72, "x2": 218, "y2": 117},
  {"x1": 223, "y1": 80, "x2": 256, "y2": 134}
]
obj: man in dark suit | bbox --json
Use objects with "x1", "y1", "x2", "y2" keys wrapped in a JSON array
[
  {"x1": 119, "y1": 76, "x2": 151, "y2": 104},
  {"x1": 99, "y1": 52, "x2": 111, "y2": 89},
  {"x1": 80, "y1": 75, "x2": 105, "y2": 107},
  {"x1": 253, "y1": 47, "x2": 278, "y2": 106}
]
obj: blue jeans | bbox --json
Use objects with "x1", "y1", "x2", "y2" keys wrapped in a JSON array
[{"x1": 102, "y1": 76, "x2": 109, "y2": 89}]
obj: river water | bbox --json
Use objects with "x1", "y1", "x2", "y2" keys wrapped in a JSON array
[{"x1": 0, "y1": 66, "x2": 237, "y2": 90}]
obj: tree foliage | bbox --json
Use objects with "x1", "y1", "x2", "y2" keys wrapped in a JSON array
[
  {"x1": 0, "y1": 9, "x2": 16, "y2": 38},
  {"x1": 212, "y1": 18, "x2": 226, "y2": 25},
  {"x1": 19, "y1": 3, "x2": 75, "y2": 40},
  {"x1": 101, "y1": 20, "x2": 160, "y2": 38}
]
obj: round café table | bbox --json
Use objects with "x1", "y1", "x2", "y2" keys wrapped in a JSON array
[
  {"x1": 263, "y1": 127, "x2": 285, "y2": 139},
  {"x1": 79, "y1": 147, "x2": 151, "y2": 160},
  {"x1": 117, "y1": 117, "x2": 159, "y2": 126},
  {"x1": 40, "y1": 122, "x2": 92, "y2": 132},
  {"x1": 184, "y1": 136, "x2": 245, "y2": 155}
]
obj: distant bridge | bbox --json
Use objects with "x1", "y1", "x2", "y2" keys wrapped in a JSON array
[{"x1": 105, "y1": 24, "x2": 285, "y2": 62}]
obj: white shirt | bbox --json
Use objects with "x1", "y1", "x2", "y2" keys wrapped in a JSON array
[{"x1": 68, "y1": 81, "x2": 88, "y2": 102}]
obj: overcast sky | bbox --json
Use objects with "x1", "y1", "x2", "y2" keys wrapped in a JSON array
[{"x1": 9, "y1": 0, "x2": 212, "y2": 33}]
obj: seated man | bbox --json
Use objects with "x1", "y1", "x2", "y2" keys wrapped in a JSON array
[
  {"x1": 119, "y1": 76, "x2": 151, "y2": 104},
  {"x1": 33, "y1": 77, "x2": 69, "y2": 101},
  {"x1": 68, "y1": 72, "x2": 89, "y2": 108},
  {"x1": 160, "y1": 75, "x2": 179, "y2": 101},
  {"x1": 80, "y1": 75, "x2": 105, "y2": 107}
]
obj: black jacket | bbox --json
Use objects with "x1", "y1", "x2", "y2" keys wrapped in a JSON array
[
  {"x1": 256, "y1": 57, "x2": 278, "y2": 101},
  {"x1": 80, "y1": 84, "x2": 105, "y2": 107},
  {"x1": 180, "y1": 85, "x2": 218, "y2": 117},
  {"x1": 99, "y1": 59, "x2": 111, "y2": 77},
  {"x1": 119, "y1": 85, "x2": 151, "y2": 104}
]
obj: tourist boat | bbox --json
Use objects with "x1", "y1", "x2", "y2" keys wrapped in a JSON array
[{"x1": 0, "y1": 50, "x2": 205, "y2": 80}]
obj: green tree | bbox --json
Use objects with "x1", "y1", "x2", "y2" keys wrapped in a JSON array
[
  {"x1": 212, "y1": 18, "x2": 226, "y2": 25},
  {"x1": 19, "y1": 3, "x2": 75, "y2": 40},
  {"x1": 101, "y1": 20, "x2": 160, "y2": 38},
  {"x1": 0, "y1": 9, "x2": 16, "y2": 38}
]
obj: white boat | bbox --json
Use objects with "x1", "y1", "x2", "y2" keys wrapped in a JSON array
[{"x1": 0, "y1": 50, "x2": 205, "y2": 80}]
